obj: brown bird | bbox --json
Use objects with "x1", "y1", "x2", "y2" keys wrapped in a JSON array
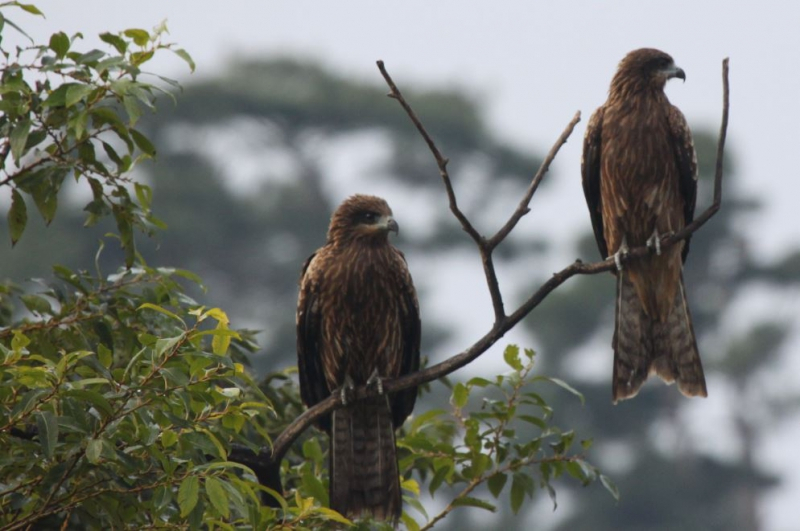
[
  {"x1": 296, "y1": 194, "x2": 420, "y2": 522},
  {"x1": 582, "y1": 48, "x2": 708, "y2": 403}
]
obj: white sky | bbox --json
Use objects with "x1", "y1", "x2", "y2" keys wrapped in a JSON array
[{"x1": 8, "y1": 2, "x2": 800, "y2": 529}]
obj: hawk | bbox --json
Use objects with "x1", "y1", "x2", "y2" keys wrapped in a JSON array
[
  {"x1": 581, "y1": 48, "x2": 708, "y2": 403},
  {"x1": 296, "y1": 194, "x2": 420, "y2": 521}
]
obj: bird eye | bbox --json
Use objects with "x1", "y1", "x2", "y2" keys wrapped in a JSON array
[{"x1": 361, "y1": 212, "x2": 378, "y2": 223}]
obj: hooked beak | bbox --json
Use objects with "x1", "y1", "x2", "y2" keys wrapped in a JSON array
[
  {"x1": 666, "y1": 64, "x2": 686, "y2": 82},
  {"x1": 386, "y1": 217, "x2": 399, "y2": 235}
]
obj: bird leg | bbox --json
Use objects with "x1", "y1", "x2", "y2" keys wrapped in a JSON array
[
  {"x1": 339, "y1": 374, "x2": 356, "y2": 405},
  {"x1": 611, "y1": 236, "x2": 630, "y2": 271},
  {"x1": 366, "y1": 368, "x2": 385, "y2": 396},
  {"x1": 646, "y1": 228, "x2": 662, "y2": 256}
]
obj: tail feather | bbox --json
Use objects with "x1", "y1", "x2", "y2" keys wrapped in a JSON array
[
  {"x1": 612, "y1": 272, "x2": 707, "y2": 403},
  {"x1": 330, "y1": 394, "x2": 401, "y2": 522}
]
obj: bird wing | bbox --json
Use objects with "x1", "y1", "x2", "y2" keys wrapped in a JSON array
[
  {"x1": 667, "y1": 104, "x2": 698, "y2": 262},
  {"x1": 296, "y1": 251, "x2": 333, "y2": 431},
  {"x1": 582, "y1": 106, "x2": 608, "y2": 260},
  {"x1": 390, "y1": 248, "x2": 421, "y2": 428}
]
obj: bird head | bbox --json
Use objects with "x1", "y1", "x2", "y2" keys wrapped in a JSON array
[
  {"x1": 327, "y1": 194, "x2": 399, "y2": 245},
  {"x1": 610, "y1": 48, "x2": 685, "y2": 96}
]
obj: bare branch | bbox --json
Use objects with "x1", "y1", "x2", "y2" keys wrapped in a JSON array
[
  {"x1": 247, "y1": 58, "x2": 731, "y2": 504},
  {"x1": 377, "y1": 60, "x2": 507, "y2": 321},
  {"x1": 376, "y1": 60, "x2": 481, "y2": 246},
  {"x1": 487, "y1": 110, "x2": 582, "y2": 251}
]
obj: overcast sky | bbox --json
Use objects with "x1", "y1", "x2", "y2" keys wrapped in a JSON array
[{"x1": 8, "y1": 2, "x2": 800, "y2": 529}]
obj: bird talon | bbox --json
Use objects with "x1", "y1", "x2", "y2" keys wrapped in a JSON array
[
  {"x1": 366, "y1": 369, "x2": 384, "y2": 396},
  {"x1": 339, "y1": 375, "x2": 356, "y2": 405},
  {"x1": 646, "y1": 229, "x2": 662, "y2": 256},
  {"x1": 612, "y1": 238, "x2": 630, "y2": 272}
]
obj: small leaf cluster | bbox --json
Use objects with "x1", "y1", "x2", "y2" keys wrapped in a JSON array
[
  {"x1": 0, "y1": 3, "x2": 194, "y2": 263},
  {"x1": 397, "y1": 345, "x2": 618, "y2": 530}
]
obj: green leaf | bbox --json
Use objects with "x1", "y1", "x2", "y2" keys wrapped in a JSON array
[
  {"x1": 86, "y1": 438, "x2": 103, "y2": 464},
  {"x1": 76, "y1": 49, "x2": 105, "y2": 64},
  {"x1": 8, "y1": 188, "x2": 27, "y2": 246},
  {"x1": 543, "y1": 376, "x2": 585, "y2": 405},
  {"x1": 510, "y1": 473, "x2": 526, "y2": 514},
  {"x1": 49, "y1": 31, "x2": 69, "y2": 58},
  {"x1": 205, "y1": 477, "x2": 229, "y2": 518},
  {"x1": 35, "y1": 410, "x2": 58, "y2": 459},
  {"x1": 467, "y1": 376, "x2": 492, "y2": 388},
  {"x1": 99, "y1": 32, "x2": 127, "y2": 54},
  {"x1": 161, "y1": 429, "x2": 178, "y2": 448},
  {"x1": 18, "y1": 3, "x2": 44, "y2": 16},
  {"x1": 503, "y1": 344, "x2": 523, "y2": 371},
  {"x1": 317, "y1": 507, "x2": 353, "y2": 526},
  {"x1": 130, "y1": 128, "x2": 156, "y2": 157},
  {"x1": 43, "y1": 83, "x2": 72, "y2": 107},
  {"x1": 428, "y1": 464, "x2": 450, "y2": 496},
  {"x1": 173, "y1": 48, "x2": 196, "y2": 73},
  {"x1": 487, "y1": 472, "x2": 507, "y2": 498},
  {"x1": 123, "y1": 28, "x2": 150, "y2": 46},
  {"x1": 451, "y1": 382, "x2": 468, "y2": 408},
  {"x1": 134, "y1": 182, "x2": 152, "y2": 211},
  {"x1": 301, "y1": 467, "x2": 328, "y2": 507},
  {"x1": 451, "y1": 496, "x2": 496, "y2": 512},
  {"x1": 600, "y1": 474, "x2": 620, "y2": 502},
  {"x1": 20, "y1": 294, "x2": 51, "y2": 315},
  {"x1": 122, "y1": 94, "x2": 141, "y2": 125},
  {"x1": 10, "y1": 118, "x2": 31, "y2": 163},
  {"x1": 302, "y1": 438, "x2": 323, "y2": 463},
  {"x1": 153, "y1": 485, "x2": 171, "y2": 512},
  {"x1": 178, "y1": 475, "x2": 200, "y2": 517},
  {"x1": 12, "y1": 330, "x2": 31, "y2": 351},
  {"x1": 29, "y1": 170, "x2": 64, "y2": 226},
  {"x1": 65, "y1": 84, "x2": 94, "y2": 108},
  {"x1": 138, "y1": 303, "x2": 186, "y2": 326},
  {"x1": 401, "y1": 513, "x2": 420, "y2": 531},
  {"x1": 97, "y1": 344, "x2": 112, "y2": 368},
  {"x1": 64, "y1": 389, "x2": 113, "y2": 419}
]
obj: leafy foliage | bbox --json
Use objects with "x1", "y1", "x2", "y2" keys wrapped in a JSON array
[
  {"x1": 396, "y1": 346, "x2": 616, "y2": 530},
  {"x1": 0, "y1": 260, "x2": 275, "y2": 528},
  {"x1": 0, "y1": 2, "x2": 193, "y2": 262}
]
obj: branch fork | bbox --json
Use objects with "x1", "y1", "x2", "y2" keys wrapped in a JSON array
[{"x1": 242, "y1": 57, "x2": 730, "y2": 501}]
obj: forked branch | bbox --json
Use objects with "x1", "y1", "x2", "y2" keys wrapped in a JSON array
[{"x1": 245, "y1": 57, "x2": 730, "y2": 500}]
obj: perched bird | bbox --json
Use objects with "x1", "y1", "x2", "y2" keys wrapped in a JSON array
[
  {"x1": 581, "y1": 48, "x2": 708, "y2": 403},
  {"x1": 296, "y1": 194, "x2": 420, "y2": 522}
]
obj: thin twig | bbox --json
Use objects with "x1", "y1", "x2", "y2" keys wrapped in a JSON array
[
  {"x1": 376, "y1": 60, "x2": 482, "y2": 247},
  {"x1": 488, "y1": 110, "x2": 582, "y2": 251},
  {"x1": 250, "y1": 57, "x2": 730, "y2": 503},
  {"x1": 377, "y1": 60, "x2": 509, "y2": 321}
]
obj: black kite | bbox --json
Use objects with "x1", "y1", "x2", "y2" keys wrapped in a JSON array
[
  {"x1": 296, "y1": 194, "x2": 420, "y2": 521},
  {"x1": 582, "y1": 48, "x2": 708, "y2": 403}
]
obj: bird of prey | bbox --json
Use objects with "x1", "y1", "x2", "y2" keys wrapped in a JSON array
[
  {"x1": 296, "y1": 194, "x2": 420, "y2": 522},
  {"x1": 581, "y1": 48, "x2": 708, "y2": 403}
]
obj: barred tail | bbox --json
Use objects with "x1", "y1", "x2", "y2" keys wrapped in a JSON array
[
  {"x1": 330, "y1": 394, "x2": 401, "y2": 523},
  {"x1": 613, "y1": 272, "x2": 707, "y2": 403}
]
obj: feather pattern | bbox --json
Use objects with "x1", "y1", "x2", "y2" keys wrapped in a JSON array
[
  {"x1": 582, "y1": 48, "x2": 707, "y2": 401},
  {"x1": 297, "y1": 194, "x2": 420, "y2": 522}
]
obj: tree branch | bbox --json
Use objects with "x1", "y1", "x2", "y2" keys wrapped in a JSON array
[
  {"x1": 487, "y1": 110, "x2": 582, "y2": 251},
  {"x1": 242, "y1": 57, "x2": 730, "y2": 503}
]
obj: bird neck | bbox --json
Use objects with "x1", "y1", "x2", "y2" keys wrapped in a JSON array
[{"x1": 608, "y1": 74, "x2": 667, "y2": 106}]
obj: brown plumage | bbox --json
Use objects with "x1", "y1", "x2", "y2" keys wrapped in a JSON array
[
  {"x1": 296, "y1": 194, "x2": 420, "y2": 522},
  {"x1": 582, "y1": 48, "x2": 707, "y2": 403}
]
